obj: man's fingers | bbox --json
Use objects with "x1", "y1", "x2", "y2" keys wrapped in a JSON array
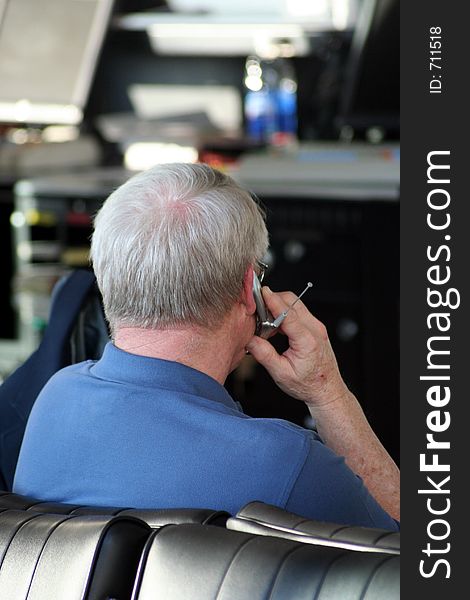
[
  {"x1": 262, "y1": 287, "x2": 314, "y2": 339},
  {"x1": 264, "y1": 286, "x2": 327, "y2": 339}
]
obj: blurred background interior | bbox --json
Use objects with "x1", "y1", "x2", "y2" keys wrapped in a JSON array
[{"x1": 0, "y1": 0, "x2": 399, "y2": 462}]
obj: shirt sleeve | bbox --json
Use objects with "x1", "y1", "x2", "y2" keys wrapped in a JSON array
[{"x1": 284, "y1": 434, "x2": 399, "y2": 531}]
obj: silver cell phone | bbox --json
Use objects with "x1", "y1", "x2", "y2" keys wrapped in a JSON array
[
  {"x1": 253, "y1": 273, "x2": 313, "y2": 339},
  {"x1": 253, "y1": 272, "x2": 276, "y2": 339}
]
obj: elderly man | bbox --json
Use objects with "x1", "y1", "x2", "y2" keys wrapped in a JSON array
[{"x1": 13, "y1": 163, "x2": 399, "y2": 529}]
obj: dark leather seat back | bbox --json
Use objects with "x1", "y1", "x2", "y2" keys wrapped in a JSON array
[
  {"x1": 132, "y1": 523, "x2": 400, "y2": 600},
  {"x1": 0, "y1": 491, "x2": 229, "y2": 528},
  {"x1": 1, "y1": 494, "x2": 400, "y2": 598},
  {"x1": 0, "y1": 510, "x2": 149, "y2": 600},
  {"x1": 117, "y1": 507, "x2": 229, "y2": 528},
  {"x1": 227, "y1": 501, "x2": 400, "y2": 554}
]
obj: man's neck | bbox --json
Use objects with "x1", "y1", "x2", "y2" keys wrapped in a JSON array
[{"x1": 113, "y1": 321, "x2": 242, "y2": 385}]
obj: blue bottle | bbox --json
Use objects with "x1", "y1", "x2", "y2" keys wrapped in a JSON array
[{"x1": 244, "y1": 53, "x2": 298, "y2": 144}]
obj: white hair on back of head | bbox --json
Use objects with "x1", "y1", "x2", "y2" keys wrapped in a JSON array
[{"x1": 90, "y1": 163, "x2": 269, "y2": 331}]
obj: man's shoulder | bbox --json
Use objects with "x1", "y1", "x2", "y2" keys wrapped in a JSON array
[
  {"x1": 33, "y1": 360, "x2": 98, "y2": 403},
  {"x1": 236, "y1": 415, "x2": 320, "y2": 461},
  {"x1": 47, "y1": 360, "x2": 97, "y2": 383},
  {"x1": 252, "y1": 416, "x2": 317, "y2": 442}
]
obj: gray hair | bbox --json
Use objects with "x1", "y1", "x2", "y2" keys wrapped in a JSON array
[{"x1": 90, "y1": 163, "x2": 269, "y2": 331}]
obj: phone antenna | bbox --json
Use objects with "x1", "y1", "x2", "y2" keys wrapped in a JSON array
[{"x1": 272, "y1": 282, "x2": 313, "y2": 328}]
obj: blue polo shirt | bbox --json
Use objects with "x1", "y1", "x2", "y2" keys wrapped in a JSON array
[{"x1": 14, "y1": 343, "x2": 397, "y2": 530}]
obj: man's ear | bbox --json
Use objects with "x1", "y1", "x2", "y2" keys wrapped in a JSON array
[{"x1": 241, "y1": 265, "x2": 257, "y2": 315}]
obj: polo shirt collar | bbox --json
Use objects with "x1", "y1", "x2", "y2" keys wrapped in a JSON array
[{"x1": 91, "y1": 343, "x2": 240, "y2": 412}]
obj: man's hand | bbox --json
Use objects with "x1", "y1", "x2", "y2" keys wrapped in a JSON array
[
  {"x1": 246, "y1": 287, "x2": 349, "y2": 409},
  {"x1": 246, "y1": 285, "x2": 400, "y2": 521}
]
